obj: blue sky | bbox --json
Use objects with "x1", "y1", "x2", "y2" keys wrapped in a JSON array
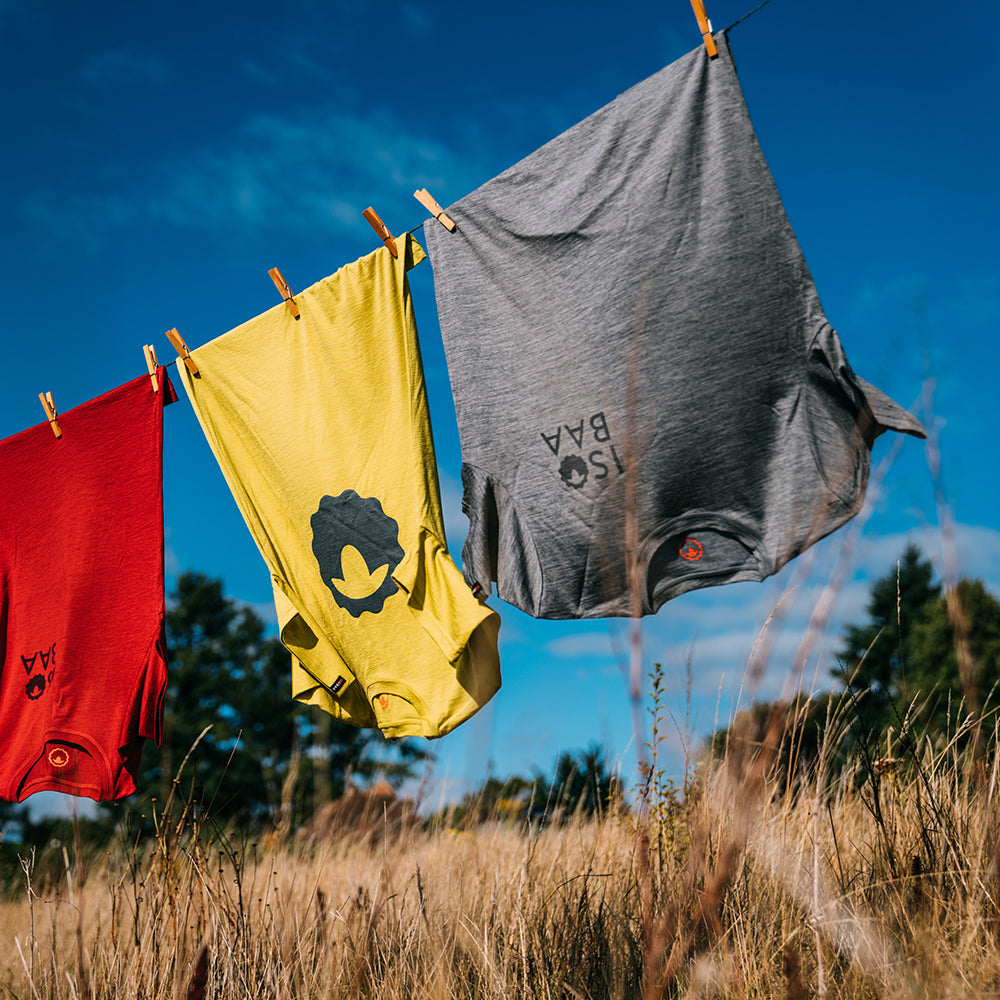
[{"x1": 2, "y1": 0, "x2": 998, "y2": 816}]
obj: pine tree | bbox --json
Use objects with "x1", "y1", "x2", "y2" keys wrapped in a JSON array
[
  {"x1": 706, "y1": 545, "x2": 999, "y2": 779},
  {"x1": 546, "y1": 743, "x2": 618, "y2": 817},
  {"x1": 904, "y1": 578, "x2": 1000, "y2": 741},
  {"x1": 122, "y1": 571, "x2": 425, "y2": 831},
  {"x1": 832, "y1": 543, "x2": 940, "y2": 739}
]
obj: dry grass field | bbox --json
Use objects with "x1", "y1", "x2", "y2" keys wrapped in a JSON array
[{"x1": 2, "y1": 696, "x2": 999, "y2": 1000}]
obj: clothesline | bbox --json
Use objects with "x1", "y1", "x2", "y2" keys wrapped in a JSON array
[
  {"x1": 155, "y1": 219, "x2": 431, "y2": 381},
  {"x1": 723, "y1": 0, "x2": 775, "y2": 32},
  {"x1": 27, "y1": 0, "x2": 781, "y2": 429},
  {"x1": 13, "y1": 0, "x2": 908, "y2": 811}
]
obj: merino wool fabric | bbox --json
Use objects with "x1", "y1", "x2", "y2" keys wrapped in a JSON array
[
  {"x1": 177, "y1": 235, "x2": 500, "y2": 739},
  {"x1": 424, "y1": 32, "x2": 924, "y2": 619},
  {"x1": 0, "y1": 371, "x2": 174, "y2": 802}
]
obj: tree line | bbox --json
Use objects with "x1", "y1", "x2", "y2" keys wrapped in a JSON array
[
  {"x1": 3, "y1": 543, "x2": 997, "y2": 863},
  {"x1": 0, "y1": 571, "x2": 620, "y2": 872},
  {"x1": 712, "y1": 543, "x2": 1000, "y2": 785}
]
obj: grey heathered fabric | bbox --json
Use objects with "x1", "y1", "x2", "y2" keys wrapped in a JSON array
[{"x1": 424, "y1": 32, "x2": 924, "y2": 620}]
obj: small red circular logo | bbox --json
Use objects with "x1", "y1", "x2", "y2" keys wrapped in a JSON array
[
  {"x1": 679, "y1": 538, "x2": 703, "y2": 561},
  {"x1": 48, "y1": 747, "x2": 70, "y2": 768}
]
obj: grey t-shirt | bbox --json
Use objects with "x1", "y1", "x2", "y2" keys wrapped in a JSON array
[{"x1": 424, "y1": 32, "x2": 924, "y2": 620}]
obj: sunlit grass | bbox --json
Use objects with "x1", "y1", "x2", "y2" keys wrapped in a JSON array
[{"x1": 2, "y1": 694, "x2": 1000, "y2": 999}]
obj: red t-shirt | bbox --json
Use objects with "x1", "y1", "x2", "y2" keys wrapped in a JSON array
[{"x1": 0, "y1": 370, "x2": 176, "y2": 802}]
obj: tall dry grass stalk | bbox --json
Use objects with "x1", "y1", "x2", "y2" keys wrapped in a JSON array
[
  {"x1": 3, "y1": 703, "x2": 1000, "y2": 999},
  {"x1": 0, "y1": 356, "x2": 984, "y2": 997}
]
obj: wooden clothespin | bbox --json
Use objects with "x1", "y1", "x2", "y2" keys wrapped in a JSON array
[
  {"x1": 165, "y1": 327, "x2": 199, "y2": 376},
  {"x1": 143, "y1": 344, "x2": 159, "y2": 393},
  {"x1": 689, "y1": 0, "x2": 718, "y2": 57},
  {"x1": 413, "y1": 189, "x2": 456, "y2": 232},
  {"x1": 362, "y1": 207, "x2": 399, "y2": 258},
  {"x1": 38, "y1": 391, "x2": 61, "y2": 439},
  {"x1": 268, "y1": 267, "x2": 301, "y2": 319}
]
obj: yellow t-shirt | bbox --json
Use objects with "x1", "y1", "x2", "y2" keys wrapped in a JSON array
[{"x1": 177, "y1": 235, "x2": 501, "y2": 738}]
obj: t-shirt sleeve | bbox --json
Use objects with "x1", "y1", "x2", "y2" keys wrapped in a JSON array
[{"x1": 391, "y1": 525, "x2": 499, "y2": 664}]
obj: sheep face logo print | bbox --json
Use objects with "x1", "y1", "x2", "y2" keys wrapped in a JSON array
[
  {"x1": 21, "y1": 642, "x2": 56, "y2": 701},
  {"x1": 311, "y1": 491, "x2": 404, "y2": 617}
]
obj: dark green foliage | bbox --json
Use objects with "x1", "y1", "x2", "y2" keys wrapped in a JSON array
[
  {"x1": 546, "y1": 743, "x2": 619, "y2": 818},
  {"x1": 832, "y1": 543, "x2": 941, "y2": 735},
  {"x1": 438, "y1": 744, "x2": 619, "y2": 829},
  {"x1": 437, "y1": 773, "x2": 548, "y2": 828},
  {"x1": 833, "y1": 544, "x2": 1000, "y2": 754},
  {"x1": 5, "y1": 570, "x2": 428, "y2": 857},
  {"x1": 709, "y1": 544, "x2": 1000, "y2": 782},
  {"x1": 710, "y1": 692, "x2": 843, "y2": 794},
  {"x1": 904, "y1": 578, "x2": 1000, "y2": 738},
  {"x1": 431, "y1": 743, "x2": 619, "y2": 828},
  {"x1": 123, "y1": 571, "x2": 428, "y2": 832},
  {"x1": 154, "y1": 570, "x2": 297, "y2": 820}
]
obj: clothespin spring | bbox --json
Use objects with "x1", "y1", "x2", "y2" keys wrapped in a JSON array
[{"x1": 689, "y1": 0, "x2": 719, "y2": 57}]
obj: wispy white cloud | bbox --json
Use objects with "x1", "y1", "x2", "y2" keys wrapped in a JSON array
[
  {"x1": 18, "y1": 102, "x2": 481, "y2": 252},
  {"x1": 841, "y1": 522, "x2": 1000, "y2": 592},
  {"x1": 235, "y1": 599, "x2": 279, "y2": 628},
  {"x1": 398, "y1": 3, "x2": 433, "y2": 38},
  {"x1": 545, "y1": 629, "x2": 620, "y2": 662},
  {"x1": 514, "y1": 521, "x2": 1000, "y2": 730},
  {"x1": 494, "y1": 616, "x2": 537, "y2": 650},
  {"x1": 240, "y1": 50, "x2": 337, "y2": 90},
  {"x1": 25, "y1": 790, "x2": 99, "y2": 822},
  {"x1": 164, "y1": 537, "x2": 180, "y2": 578},
  {"x1": 580, "y1": 521, "x2": 1000, "y2": 720}
]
